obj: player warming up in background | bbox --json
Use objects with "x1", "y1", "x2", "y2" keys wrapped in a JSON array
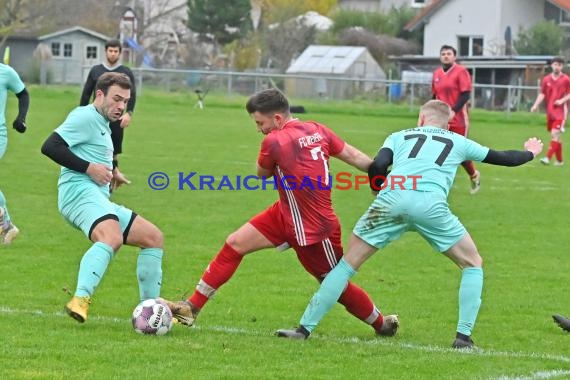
[
  {"x1": 530, "y1": 56, "x2": 570, "y2": 166},
  {"x1": 276, "y1": 100, "x2": 543, "y2": 349},
  {"x1": 161, "y1": 88, "x2": 399, "y2": 338},
  {"x1": 0, "y1": 63, "x2": 30, "y2": 244},
  {"x1": 42, "y1": 73, "x2": 164, "y2": 323},
  {"x1": 432, "y1": 45, "x2": 480, "y2": 194},
  {"x1": 80, "y1": 39, "x2": 136, "y2": 191}
]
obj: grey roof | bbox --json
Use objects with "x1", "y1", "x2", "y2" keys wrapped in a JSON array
[
  {"x1": 286, "y1": 45, "x2": 370, "y2": 74},
  {"x1": 39, "y1": 26, "x2": 111, "y2": 41}
]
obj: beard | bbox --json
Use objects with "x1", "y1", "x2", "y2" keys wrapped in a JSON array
[{"x1": 107, "y1": 56, "x2": 119, "y2": 65}]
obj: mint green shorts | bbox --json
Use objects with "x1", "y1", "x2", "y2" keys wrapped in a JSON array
[
  {"x1": 58, "y1": 181, "x2": 134, "y2": 239},
  {"x1": 353, "y1": 190, "x2": 466, "y2": 252}
]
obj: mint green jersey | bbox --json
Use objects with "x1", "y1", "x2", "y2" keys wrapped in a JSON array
[
  {"x1": 55, "y1": 105, "x2": 113, "y2": 193},
  {"x1": 0, "y1": 64, "x2": 25, "y2": 131},
  {"x1": 381, "y1": 126, "x2": 489, "y2": 196}
]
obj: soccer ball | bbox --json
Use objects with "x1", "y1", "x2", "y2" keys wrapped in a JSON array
[{"x1": 132, "y1": 298, "x2": 173, "y2": 335}]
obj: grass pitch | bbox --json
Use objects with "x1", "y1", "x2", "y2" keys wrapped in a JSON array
[{"x1": 0, "y1": 87, "x2": 569, "y2": 379}]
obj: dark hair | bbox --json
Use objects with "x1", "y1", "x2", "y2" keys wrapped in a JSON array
[
  {"x1": 105, "y1": 39, "x2": 122, "y2": 52},
  {"x1": 95, "y1": 72, "x2": 131, "y2": 95},
  {"x1": 552, "y1": 56, "x2": 565, "y2": 64},
  {"x1": 440, "y1": 45, "x2": 457, "y2": 56},
  {"x1": 246, "y1": 88, "x2": 290, "y2": 115}
]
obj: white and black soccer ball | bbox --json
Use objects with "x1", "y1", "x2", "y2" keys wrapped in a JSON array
[{"x1": 132, "y1": 298, "x2": 173, "y2": 335}]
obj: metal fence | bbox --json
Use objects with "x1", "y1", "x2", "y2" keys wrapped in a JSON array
[{"x1": 125, "y1": 67, "x2": 540, "y2": 116}]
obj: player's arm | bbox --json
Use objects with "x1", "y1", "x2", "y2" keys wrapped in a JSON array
[
  {"x1": 481, "y1": 138, "x2": 543, "y2": 166},
  {"x1": 79, "y1": 71, "x2": 96, "y2": 106},
  {"x1": 531, "y1": 80, "x2": 546, "y2": 112},
  {"x1": 41, "y1": 132, "x2": 90, "y2": 172},
  {"x1": 12, "y1": 88, "x2": 29, "y2": 133},
  {"x1": 333, "y1": 143, "x2": 373, "y2": 172},
  {"x1": 530, "y1": 93, "x2": 544, "y2": 112},
  {"x1": 41, "y1": 132, "x2": 112, "y2": 185},
  {"x1": 554, "y1": 92, "x2": 570, "y2": 105},
  {"x1": 257, "y1": 164, "x2": 273, "y2": 178},
  {"x1": 452, "y1": 91, "x2": 470, "y2": 112},
  {"x1": 368, "y1": 147, "x2": 393, "y2": 190}
]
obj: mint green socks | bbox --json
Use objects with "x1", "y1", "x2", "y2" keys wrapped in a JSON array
[
  {"x1": 300, "y1": 258, "x2": 356, "y2": 332},
  {"x1": 137, "y1": 248, "x2": 163, "y2": 301},
  {"x1": 457, "y1": 267, "x2": 483, "y2": 336},
  {"x1": 75, "y1": 242, "x2": 114, "y2": 297}
]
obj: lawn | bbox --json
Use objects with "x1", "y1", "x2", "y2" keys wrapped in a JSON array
[{"x1": 0, "y1": 86, "x2": 568, "y2": 379}]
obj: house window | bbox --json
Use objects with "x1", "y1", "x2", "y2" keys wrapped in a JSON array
[
  {"x1": 63, "y1": 43, "x2": 73, "y2": 57},
  {"x1": 86, "y1": 46, "x2": 97, "y2": 59},
  {"x1": 51, "y1": 42, "x2": 60, "y2": 56},
  {"x1": 411, "y1": 0, "x2": 426, "y2": 7},
  {"x1": 561, "y1": 10, "x2": 570, "y2": 25},
  {"x1": 458, "y1": 36, "x2": 484, "y2": 56}
]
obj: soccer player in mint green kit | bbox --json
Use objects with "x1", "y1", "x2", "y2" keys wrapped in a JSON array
[
  {"x1": 41, "y1": 72, "x2": 164, "y2": 323},
  {"x1": 277, "y1": 100, "x2": 544, "y2": 349},
  {"x1": 0, "y1": 63, "x2": 30, "y2": 244}
]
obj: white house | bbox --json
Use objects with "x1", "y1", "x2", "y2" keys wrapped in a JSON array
[
  {"x1": 405, "y1": 0, "x2": 570, "y2": 57},
  {"x1": 338, "y1": 0, "x2": 430, "y2": 12}
]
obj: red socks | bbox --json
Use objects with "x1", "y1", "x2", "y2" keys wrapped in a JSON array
[
  {"x1": 188, "y1": 243, "x2": 243, "y2": 309},
  {"x1": 546, "y1": 141, "x2": 563, "y2": 162},
  {"x1": 338, "y1": 282, "x2": 384, "y2": 332}
]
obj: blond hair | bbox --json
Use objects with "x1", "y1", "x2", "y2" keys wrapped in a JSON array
[{"x1": 420, "y1": 100, "x2": 452, "y2": 128}]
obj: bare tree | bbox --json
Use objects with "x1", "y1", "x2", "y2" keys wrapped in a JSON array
[
  {"x1": 0, "y1": 0, "x2": 26, "y2": 50},
  {"x1": 264, "y1": 20, "x2": 316, "y2": 71},
  {"x1": 338, "y1": 28, "x2": 419, "y2": 67}
]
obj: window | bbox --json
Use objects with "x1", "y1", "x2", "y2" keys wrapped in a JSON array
[
  {"x1": 63, "y1": 43, "x2": 73, "y2": 57},
  {"x1": 86, "y1": 46, "x2": 97, "y2": 59},
  {"x1": 561, "y1": 10, "x2": 570, "y2": 25},
  {"x1": 51, "y1": 42, "x2": 60, "y2": 56},
  {"x1": 411, "y1": 0, "x2": 426, "y2": 7},
  {"x1": 458, "y1": 36, "x2": 484, "y2": 56}
]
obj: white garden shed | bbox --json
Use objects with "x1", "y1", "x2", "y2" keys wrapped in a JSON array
[{"x1": 285, "y1": 45, "x2": 386, "y2": 99}]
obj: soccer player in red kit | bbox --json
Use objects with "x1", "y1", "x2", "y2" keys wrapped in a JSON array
[
  {"x1": 432, "y1": 45, "x2": 480, "y2": 194},
  {"x1": 531, "y1": 56, "x2": 570, "y2": 166},
  {"x1": 161, "y1": 88, "x2": 399, "y2": 337}
]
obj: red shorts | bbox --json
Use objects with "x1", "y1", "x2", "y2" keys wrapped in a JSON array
[
  {"x1": 249, "y1": 202, "x2": 343, "y2": 280},
  {"x1": 547, "y1": 118, "x2": 565, "y2": 132},
  {"x1": 449, "y1": 124, "x2": 466, "y2": 136}
]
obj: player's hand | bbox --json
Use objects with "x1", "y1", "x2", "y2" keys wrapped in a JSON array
[
  {"x1": 524, "y1": 137, "x2": 544, "y2": 157},
  {"x1": 120, "y1": 112, "x2": 131, "y2": 128},
  {"x1": 555, "y1": 99, "x2": 566, "y2": 106},
  {"x1": 111, "y1": 168, "x2": 131, "y2": 191},
  {"x1": 86, "y1": 163, "x2": 113, "y2": 185},
  {"x1": 530, "y1": 105, "x2": 538, "y2": 112},
  {"x1": 12, "y1": 118, "x2": 26, "y2": 133}
]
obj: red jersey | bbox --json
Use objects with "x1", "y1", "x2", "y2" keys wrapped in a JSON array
[
  {"x1": 540, "y1": 73, "x2": 570, "y2": 120},
  {"x1": 257, "y1": 119, "x2": 345, "y2": 246},
  {"x1": 432, "y1": 63, "x2": 472, "y2": 131}
]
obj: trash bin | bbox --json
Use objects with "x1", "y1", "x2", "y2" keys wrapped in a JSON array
[{"x1": 389, "y1": 83, "x2": 402, "y2": 99}]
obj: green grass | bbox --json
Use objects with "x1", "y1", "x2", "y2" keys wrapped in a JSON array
[{"x1": 1, "y1": 86, "x2": 569, "y2": 379}]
